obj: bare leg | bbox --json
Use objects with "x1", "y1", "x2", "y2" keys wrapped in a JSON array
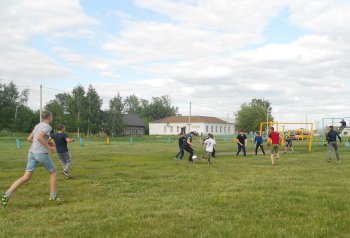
[
  {"x1": 270, "y1": 154, "x2": 275, "y2": 165},
  {"x1": 7, "y1": 171, "x2": 33, "y2": 194},
  {"x1": 50, "y1": 171, "x2": 57, "y2": 194}
]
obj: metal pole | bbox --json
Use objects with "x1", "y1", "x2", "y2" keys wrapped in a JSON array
[
  {"x1": 309, "y1": 123, "x2": 313, "y2": 152},
  {"x1": 40, "y1": 84, "x2": 42, "y2": 122},
  {"x1": 322, "y1": 118, "x2": 325, "y2": 145}
]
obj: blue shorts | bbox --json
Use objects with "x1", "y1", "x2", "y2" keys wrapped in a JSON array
[{"x1": 26, "y1": 152, "x2": 56, "y2": 173}]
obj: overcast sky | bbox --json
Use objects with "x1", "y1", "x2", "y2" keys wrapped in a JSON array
[{"x1": 1, "y1": 0, "x2": 350, "y2": 125}]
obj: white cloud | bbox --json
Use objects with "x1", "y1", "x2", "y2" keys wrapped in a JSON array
[
  {"x1": 2, "y1": 0, "x2": 350, "y2": 124},
  {"x1": 0, "y1": 0, "x2": 97, "y2": 83}
]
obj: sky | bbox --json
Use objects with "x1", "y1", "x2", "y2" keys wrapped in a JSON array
[{"x1": 1, "y1": 0, "x2": 350, "y2": 127}]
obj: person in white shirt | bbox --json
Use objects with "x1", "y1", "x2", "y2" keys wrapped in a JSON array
[{"x1": 201, "y1": 133, "x2": 216, "y2": 165}]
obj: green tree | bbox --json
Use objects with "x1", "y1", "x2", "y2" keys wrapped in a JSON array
[
  {"x1": 124, "y1": 94, "x2": 141, "y2": 114},
  {"x1": 67, "y1": 85, "x2": 87, "y2": 137},
  {"x1": 140, "y1": 95, "x2": 179, "y2": 133},
  {"x1": 86, "y1": 85, "x2": 102, "y2": 135},
  {"x1": 235, "y1": 98, "x2": 273, "y2": 133},
  {"x1": 0, "y1": 82, "x2": 31, "y2": 132},
  {"x1": 107, "y1": 93, "x2": 124, "y2": 136}
]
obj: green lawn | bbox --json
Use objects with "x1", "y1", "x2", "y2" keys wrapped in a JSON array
[{"x1": 0, "y1": 136, "x2": 349, "y2": 237}]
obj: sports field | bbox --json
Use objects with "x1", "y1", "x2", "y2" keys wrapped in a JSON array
[{"x1": 1, "y1": 136, "x2": 349, "y2": 237}]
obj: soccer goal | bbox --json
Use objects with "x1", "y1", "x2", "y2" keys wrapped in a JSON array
[
  {"x1": 321, "y1": 117, "x2": 350, "y2": 145},
  {"x1": 259, "y1": 121, "x2": 314, "y2": 152}
]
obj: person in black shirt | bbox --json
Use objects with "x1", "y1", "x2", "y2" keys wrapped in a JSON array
[
  {"x1": 326, "y1": 126, "x2": 341, "y2": 162},
  {"x1": 50, "y1": 124, "x2": 75, "y2": 178},
  {"x1": 183, "y1": 132, "x2": 196, "y2": 162},
  {"x1": 174, "y1": 133, "x2": 184, "y2": 160},
  {"x1": 236, "y1": 131, "x2": 247, "y2": 157},
  {"x1": 339, "y1": 119, "x2": 346, "y2": 133}
]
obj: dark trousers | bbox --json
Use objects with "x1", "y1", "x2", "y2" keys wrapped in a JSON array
[
  {"x1": 175, "y1": 146, "x2": 184, "y2": 160},
  {"x1": 212, "y1": 148, "x2": 216, "y2": 157},
  {"x1": 183, "y1": 145, "x2": 194, "y2": 161},
  {"x1": 255, "y1": 143, "x2": 265, "y2": 155},
  {"x1": 237, "y1": 144, "x2": 246, "y2": 156}
]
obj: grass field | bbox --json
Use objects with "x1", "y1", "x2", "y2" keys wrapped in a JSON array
[{"x1": 1, "y1": 136, "x2": 350, "y2": 238}]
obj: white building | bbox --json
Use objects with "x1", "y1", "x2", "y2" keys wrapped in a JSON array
[{"x1": 149, "y1": 116, "x2": 234, "y2": 135}]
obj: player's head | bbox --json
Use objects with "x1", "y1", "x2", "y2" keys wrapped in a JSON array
[
  {"x1": 341, "y1": 119, "x2": 345, "y2": 122},
  {"x1": 256, "y1": 131, "x2": 260, "y2": 135},
  {"x1": 239, "y1": 131, "x2": 244, "y2": 135},
  {"x1": 41, "y1": 111, "x2": 52, "y2": 123},
  {"x1": 56, "y1": 124, "x2": 65, "y2": 132},
  {"x1": 208, "y1": 133, "x2": 213, "y2": 139},
  {"x1": 190, "y1": 131, "x2": 195, "y2": 136},
  {"x1": 329, "y1": 126, "x2": 334, "y2": 131},
  {"x1": 179, "y1": 132, "x2": 183, "y2": 136},
  {"x1": 270, "y1": 127, "x2": 275, "y2": 132}
]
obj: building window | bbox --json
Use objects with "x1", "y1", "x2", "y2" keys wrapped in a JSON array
[
  {"x1": 164, "y1": 126, "x2": 167, "y2": 133},
  {"x1": 177, "y1": 126, "x2": 179, "y2": 132},
  {"x1": 215, "y1": 126, "x2": 218, "y2": 132},
  {"x1": 220, "y1": 126, "x2": 222, "y2": 133},
  {"x1": 211, "y1": 126, "x2": 214, "y2": 133},
  {"x1": 135, "y1": 128, "x2": 138, "y2": 135},
  {"x1": 206, "y1": 126, "x2": 209, "y2": 133},
  {"x1": 224, "y1": 127, "x2": 226, "y2": 133},
  {"x1": 170, "y1": 127, "x2": 173, "y2": 133},
  {"x1": 228, "y1": 126, "x2": 231, "y2": 132}
]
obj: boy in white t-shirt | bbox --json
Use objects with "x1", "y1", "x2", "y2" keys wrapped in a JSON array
[{"x1": 201, "y1": 133, "x2": 216, "y2": 165}]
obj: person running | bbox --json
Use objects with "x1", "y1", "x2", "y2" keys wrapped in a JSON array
[
  {"x1": 203, "y1": 134, "x2": 216, "y2": 157},
  {"x1": 326, "y1": 126, "x2": 341, "y2": 162},
  {"x1": 1, "y1": 111, "x2": 58, "y2": 208},
  {"x1": 174, "y1": 133, "x2": 184, "y2": 160},
  {"x1": 183, "y1": 132, "x2": 196, "y2": 162},
  {"x1": 284, "y1": 136, "x2": 294, "y2": 153},
  {"x1": 254, "y1": 131, "x2": 265, "y2": 155},
  {"x1": 268, "y1": 127, "x2": 280, "y2": 166},
  {"x1": 236, "y1": 131, "x2": 247, "y2": 157},
  {"x1": 201, "y1": 133, "x2": 216, "y2": 165},
  {"x1": 50, "y1": 124, "x2": 75, "y2": 178}
]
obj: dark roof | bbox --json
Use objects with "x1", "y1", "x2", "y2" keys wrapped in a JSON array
[
  {"x1": 122, "y1": 114, "x2": 145, "y2": 127},
  {"x1": 150, "y1": 116, "x2": 227, "y2": 124}
]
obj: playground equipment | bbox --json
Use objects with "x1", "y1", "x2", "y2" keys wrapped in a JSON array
[
  {"x1": 321, "y1": 117, "x2": 350, "y2": 145},
  {"x1": 259, "y1": 121, "x2": 314, "y2": 152}
]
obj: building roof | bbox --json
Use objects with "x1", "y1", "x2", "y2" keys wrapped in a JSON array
[
  {"x1": 122, "y1": 114, "x2": 145, "y2": 127},
  {"x1": 150, "y1": 116, "x2": 228, "y2": 124}
]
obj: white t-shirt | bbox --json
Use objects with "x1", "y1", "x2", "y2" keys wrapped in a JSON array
[
  {"x1": 204, "y1": 138, "x2": 216, "y2": 153},
  {"x1": 29, "y1": 122, "x2": 52, "y2": 154}
]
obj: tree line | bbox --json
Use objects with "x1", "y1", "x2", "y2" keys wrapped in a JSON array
[{"x1": 0, "y1": 82, "x2": 178, "y2": 135}]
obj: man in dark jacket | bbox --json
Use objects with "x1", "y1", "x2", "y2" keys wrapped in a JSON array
[{"x1": 326, "y1": 126, "x2": 341, "y2": 162}]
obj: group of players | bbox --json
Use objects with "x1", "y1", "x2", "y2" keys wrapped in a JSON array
[
  {"x1": 174, "y1": 124, "x2": 342, "y2": 167},
  {"x1": 1, "y1": 111, "x2": 75, "y2": 208},
  {"x1": 1, "y1": 110, "x2": 344, "y2": 208},
  {"x1": 174, "y1": 131, "x2": 216, "y2": 165},
  {"x1": 174, "y1": 127, "x2": 295, "y2": 166}
]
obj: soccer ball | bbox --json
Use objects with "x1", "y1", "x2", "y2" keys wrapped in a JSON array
[{"x1": 192, "y1": 155, "x2": 198, "y2": 160}]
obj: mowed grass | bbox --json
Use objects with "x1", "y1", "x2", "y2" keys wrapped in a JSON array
[{"x1": 1, "y1": 136, "x2": 350, "y2": 238}]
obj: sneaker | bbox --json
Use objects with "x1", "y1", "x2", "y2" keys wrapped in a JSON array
[
  {"x1": 1, "y1": 193, "x2": 9, "y2": 208},
  {"x1": 63, "y1": 171, "x2": 71, "y2": 179},
  {"x1": 49, "y1": 197, "x2": 60, "y2": 201},
  {"x1": 328, "y1": 159, "x2": 332, "y2": 162},
  {"x1": 174, "y1": 157, "x2": 178, "y2": 160}
]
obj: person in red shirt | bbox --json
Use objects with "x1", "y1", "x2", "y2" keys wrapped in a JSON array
[{"x1": 268, "y1": 127, "x2": 280, "y2": 166}]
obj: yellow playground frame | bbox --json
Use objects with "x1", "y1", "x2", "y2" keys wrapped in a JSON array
[{"x1": 259, "y1": 121, "x2": 314, "y2": 152}]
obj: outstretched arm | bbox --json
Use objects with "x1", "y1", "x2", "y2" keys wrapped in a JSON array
[
  {"x1": 337, "y1": 134, "x2": 342, "y2": 142},
  {"x1": 27, "y1": 132, "x2": 34, "y2": 142},
  {"x1": 66, "y1": 137, "x2": 75, "y2": 143}
]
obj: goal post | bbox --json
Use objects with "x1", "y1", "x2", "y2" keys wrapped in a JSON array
[{"x1": 260, "y1": 121, "x2": 314, "y2": 152}]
